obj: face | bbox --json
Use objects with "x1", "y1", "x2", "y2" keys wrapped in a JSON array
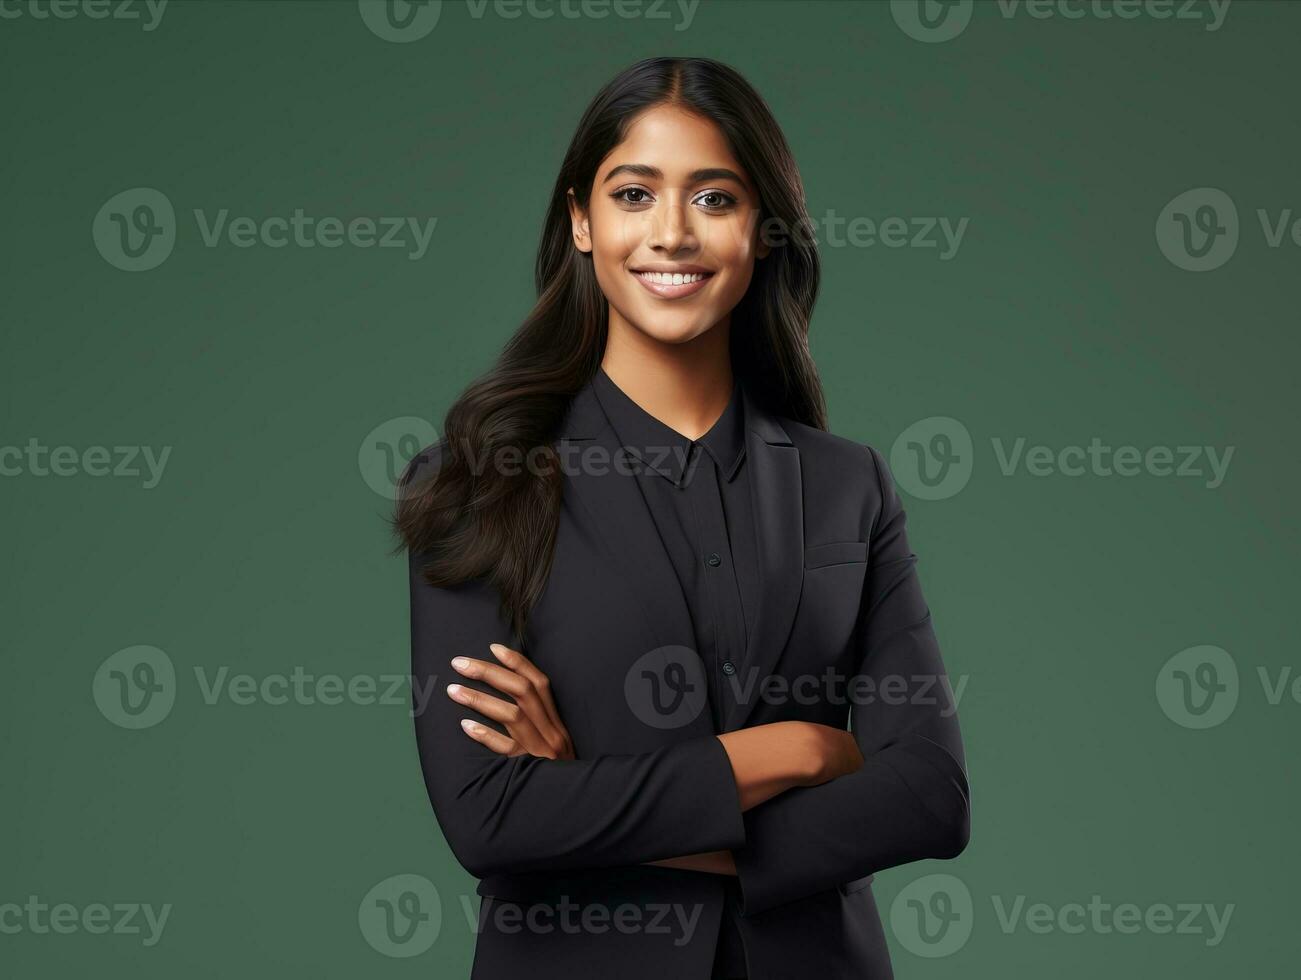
[{"x1": 568, "y1": 104, "x2": 769, "y2": 347}]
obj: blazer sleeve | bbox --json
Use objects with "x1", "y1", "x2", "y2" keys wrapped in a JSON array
[
  {"x1": 730, "y1": 444, "x2": 971, "y2": 916},
  {"x1": 405, "y1": 448, "x2": 747, "y2": 880}
]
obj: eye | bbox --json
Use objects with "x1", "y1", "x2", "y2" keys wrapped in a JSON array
[
  {"x1": 611, "y1": 187, "x2": 653, "y2": 207},
  {"x1": 694, "y1": 190, "x2": 737, "y2": 211}
]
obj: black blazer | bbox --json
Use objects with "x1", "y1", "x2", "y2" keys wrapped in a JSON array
[{"x1": 406, "y1": 376, "x2": 971, "y2": 980}]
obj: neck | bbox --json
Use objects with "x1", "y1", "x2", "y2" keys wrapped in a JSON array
[{"x1": 600, "y1": 316, "x2": 734, "y2": 442}]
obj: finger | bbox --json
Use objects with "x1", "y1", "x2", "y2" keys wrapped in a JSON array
[
  {"x1": 450, "y1": 657, "x2": 531, "y2": 699},
  {"x1": 488, "y1": 643, "x2": 549, "y2": 689},
  {"x1": 489, "y1": 644, "x2": 566, "y2": 731},
  {"x1": 450, "y1": 660, "x2": 554, "y2": 746},
  {"x1": 459, "y1": 718, "x2": 521, "y2": 756},
  {"x1": 447, "y1": 684, "x2": 545, "y2": 740}
]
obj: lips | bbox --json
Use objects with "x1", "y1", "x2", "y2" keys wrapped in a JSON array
[{"x1": 630, "y1": 268, "x2": 715, "y2": 300}]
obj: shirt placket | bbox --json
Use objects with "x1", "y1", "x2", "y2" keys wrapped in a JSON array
[{"x1": 683, "y1": 446, "x2": 749, "y2": 730}]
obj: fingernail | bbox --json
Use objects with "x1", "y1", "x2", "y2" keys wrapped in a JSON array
[
  {"x1": 447, "y1": 684, "x2": 468, "y2": 703},
  {"x1": 489, "y1": 643, "x2": 505, "y2": 657},
  {"x1": 460, "y1": 719, "x2": 482, "y2": 735},
  {"x1": 451, "y1": 657, "x2": 469, "y2": 670}
]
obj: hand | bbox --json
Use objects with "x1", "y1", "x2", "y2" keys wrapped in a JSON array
[{"x1": 448, "y1": 643, "x2": 575, "y2": 760}]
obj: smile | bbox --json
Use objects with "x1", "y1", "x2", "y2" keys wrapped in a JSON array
[{"x1": 630, "y1": 268, "x2": 714, "y2": 299}]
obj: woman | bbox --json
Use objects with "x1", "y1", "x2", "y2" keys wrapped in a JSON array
[{"x1": 395, "y1": 56, "x2": 970, "y2": 980}]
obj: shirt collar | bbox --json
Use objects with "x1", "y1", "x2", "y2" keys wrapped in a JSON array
[{"x1": 591, "y1": 366, "x2": 747, "y2": 487}]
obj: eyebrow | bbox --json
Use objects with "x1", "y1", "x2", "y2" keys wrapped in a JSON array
[{"x1": 602, "y1": 163, "x2": 748, "y2": 187}]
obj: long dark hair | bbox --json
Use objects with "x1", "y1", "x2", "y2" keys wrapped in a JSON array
[{"x1": 394, "y1": 56, "x2": 826, "y2": 640}]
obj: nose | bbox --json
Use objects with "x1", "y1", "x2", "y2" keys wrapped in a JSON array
[{"x1": 646, "y1": 199, "x2": 696, "y2": 254}]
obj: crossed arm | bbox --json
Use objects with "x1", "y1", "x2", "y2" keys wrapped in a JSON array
[
  {"x1": 446, "y1": 641, "x2": 864, "y2": 876},
  {"x1": 410, "y1": 445, "x2": 971, "y2": 916}
]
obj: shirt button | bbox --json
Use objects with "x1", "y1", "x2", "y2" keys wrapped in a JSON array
[
  {"x1": 722, "y1": 661, "x2": 736, "y2": 676},
  {"x1": 706, "y1": 553, "x2": 721, "y2": 567}
]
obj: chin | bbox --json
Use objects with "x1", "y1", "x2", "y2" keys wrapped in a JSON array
[{"x1": 631, "y1": 314, "x2": 713, "y2": 345}]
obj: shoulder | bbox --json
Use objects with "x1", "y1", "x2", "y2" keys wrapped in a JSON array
[{"x1": 776, "y1": 417, "x2": 890, "y2": 490}]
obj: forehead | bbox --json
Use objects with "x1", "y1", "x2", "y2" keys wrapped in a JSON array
[{"x1": 600, "y1": 105, "x2": 745, "y2": 179}]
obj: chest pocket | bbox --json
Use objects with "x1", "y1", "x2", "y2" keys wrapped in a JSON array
[
  {"x1": 804, "y1": 540, "x2": 868, "y2": 569},
  {"x1": 786, "y1": 540, "x2": 869, "y2": 669}
]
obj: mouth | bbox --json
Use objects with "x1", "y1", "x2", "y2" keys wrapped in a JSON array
[{"x1": 629, "y1": 267, "x2": 715, "y2": 300}]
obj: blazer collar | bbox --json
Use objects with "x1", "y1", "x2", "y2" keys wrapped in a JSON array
[
  {"x1": 558, "y1": 373, "x2": 804, "y2": 732},
  {"x1": 589, "y1": 366, "x2": 747, "y2": 486}
]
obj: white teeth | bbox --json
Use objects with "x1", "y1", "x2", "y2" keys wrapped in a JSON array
[{"x1": 635, "y1": 271, "x2": 709, "y2": 285}]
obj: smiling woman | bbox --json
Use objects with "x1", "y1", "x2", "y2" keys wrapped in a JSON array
[{"x1": 394, "y1": 56, "x2": 970, "y2": 980}]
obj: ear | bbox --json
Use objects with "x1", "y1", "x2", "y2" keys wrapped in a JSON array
[{"x1": 567, "y1": 188, "x2": 592, "y2": 254}]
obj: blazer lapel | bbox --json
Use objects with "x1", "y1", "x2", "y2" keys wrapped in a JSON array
[
  {"x1": 556, "y1": 381, "x2": 695, "y2": 654},
  {"x1": 725, "y1": 386, "x2": 804, "y2": 730}
]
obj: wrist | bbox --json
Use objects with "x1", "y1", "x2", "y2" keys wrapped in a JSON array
[{"x1": 788, "y1": 721, "x2": 832, "y2": 786}]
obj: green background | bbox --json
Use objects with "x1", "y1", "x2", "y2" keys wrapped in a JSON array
[{"x1": 2, "y1": 0, "x2": 1296, "y2": 975}]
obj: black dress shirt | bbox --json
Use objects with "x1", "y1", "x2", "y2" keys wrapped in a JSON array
[{"x1": 591, "y1": 365, "x2": 756, "y2": 980}]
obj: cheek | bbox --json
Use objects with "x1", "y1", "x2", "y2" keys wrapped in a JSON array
[{"x1": 591, "y1": 209, "x2": 643, "y2": 264}]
